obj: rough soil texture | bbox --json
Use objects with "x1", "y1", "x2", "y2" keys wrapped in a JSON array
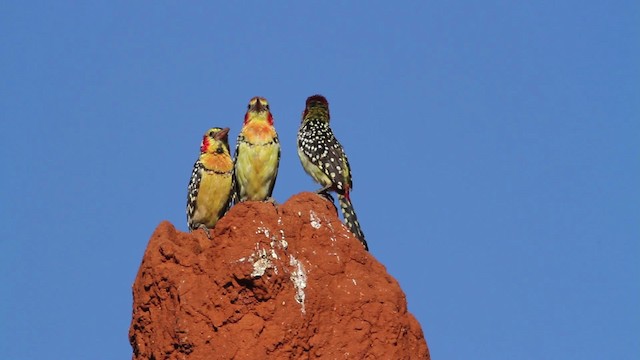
[{"x1": 129, "y1": 192, "x2": 430, "y2": 359}]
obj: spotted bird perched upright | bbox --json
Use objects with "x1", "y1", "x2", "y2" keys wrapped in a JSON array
[
  {"x1": 233, "y1": 97, "x2": 281, "y2": 202},
  {"x1": 297, "y1": 95, "x2": 368, "y2": 250},
  {"x1": 186, "y1": 127, "x2": 234, "y2": 237}
]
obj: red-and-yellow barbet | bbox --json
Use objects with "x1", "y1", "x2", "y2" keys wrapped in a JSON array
[
  {"x1": 297, "y1": 95, "x2": 368, "y2": 250},
  {"x1": 187, "y1": 127, "x2": 234, "y2": 237},
  {"x1": 233, "y1": 97, "x2": 281, "y2": 202}
]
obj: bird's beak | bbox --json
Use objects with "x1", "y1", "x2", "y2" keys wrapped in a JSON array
[
  {"x1": 252, "y1": 98, "x2": 264, "y2": 112},
  {"x1": 215, "y1": 127, "x2": 230, "y2": 141}
]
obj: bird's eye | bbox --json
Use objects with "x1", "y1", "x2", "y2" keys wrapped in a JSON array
[
  {"x1": 247, "y1": 104, "x2": 251, "y2": 109},
  {"x1": 265, "y1": 104, "x2": 270, "y2": 110},
  {"x1": 209, "y1": 131, "x2": 215, "y2": 137}
]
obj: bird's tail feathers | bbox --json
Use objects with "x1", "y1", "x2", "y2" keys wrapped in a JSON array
[{"x1": 338, "y1": 194, "x2": 368, "y2": 250}]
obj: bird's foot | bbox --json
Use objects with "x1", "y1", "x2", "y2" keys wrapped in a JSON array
[
  {"x1": 316, "y1": 190, "x2": 335, "y2": 203},
  {"x1": 197, "y1": 225, "x2": 212, "y2": 239}
]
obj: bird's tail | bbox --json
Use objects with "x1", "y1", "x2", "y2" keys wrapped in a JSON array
[{"x1": 338, "y1": 194, "x2": 369, "y2": 250}]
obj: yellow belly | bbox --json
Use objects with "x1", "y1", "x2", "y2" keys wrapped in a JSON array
[
  {"x1": 192, "y1": 171, "x2": 233, "y2": 228},
  {"x1": 297, "y1": 147, "x2": 331, "y2": 187},
  {"x1": 236, "y1": 141, "x2": 280, "y2": 201}
]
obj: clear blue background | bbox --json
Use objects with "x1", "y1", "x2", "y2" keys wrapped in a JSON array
[{"x1": 1, "y1": 1, "x2": 638, "y2": 359}]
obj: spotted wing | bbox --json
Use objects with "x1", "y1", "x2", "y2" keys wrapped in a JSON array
[
  {"x1": 298, "y1": 119, "x2": 351, "y2": 193},
  {"x1": 186, "y1": 160, "x2": 203, "y2": 231}
]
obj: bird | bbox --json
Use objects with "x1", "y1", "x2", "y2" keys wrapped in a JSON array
[
  {"x1": 186, "y1": 127, "x2": 234, "y2": 237},
  {"x1": 297, "y1": 94, "x2": 368, "y2": 250},
  {"x1": 233, "y1": 96, "x2": 281, "y2": 202}
]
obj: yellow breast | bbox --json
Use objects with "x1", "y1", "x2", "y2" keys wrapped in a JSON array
[{"x1": 192, "y1": 170, "x2": 233, "y2": 228}]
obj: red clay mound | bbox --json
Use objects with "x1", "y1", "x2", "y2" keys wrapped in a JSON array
[{"x1": 129, "y1": 192, "x2": 429, "y2": 359}]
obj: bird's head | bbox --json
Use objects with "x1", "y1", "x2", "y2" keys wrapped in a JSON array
[
  {"x1": 302, "y1": 94, "x2": 330, "y2": 123},
  {"x1": 200, "y1": 127, "x2": 231, "y2": 155},
  {"x1": 244, "y1": 96, "x2": 273, "y2": 125}
]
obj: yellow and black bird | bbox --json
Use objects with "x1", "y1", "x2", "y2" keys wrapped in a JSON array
[
  {"x1": 186, "y1": 127, "x2": 234, "y2": 236},
  {"x1": 297, "y1": 95, "x2": 368, "y2": 250},
  {"x1": 233, "y1": 97, "x2": 281, "y2": 202}
]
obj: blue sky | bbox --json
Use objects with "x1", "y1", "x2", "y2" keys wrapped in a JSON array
[{"x1": 1, "y1": 1, "x2": 638, "y2": 359}]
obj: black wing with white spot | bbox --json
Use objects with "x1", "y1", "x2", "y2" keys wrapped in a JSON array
[
  {"x1": 186, "y1": 160, "x2": 203, "y2": 231},
  {"x1": 266, "y1": 135, "x2": 281, "y2": 199},
  {"x1": 298, "y1": 119, "x2": 351, "y2": 193},
  {"x1": 230, "y1": 133, "x2": 244, "y2": 204}
]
